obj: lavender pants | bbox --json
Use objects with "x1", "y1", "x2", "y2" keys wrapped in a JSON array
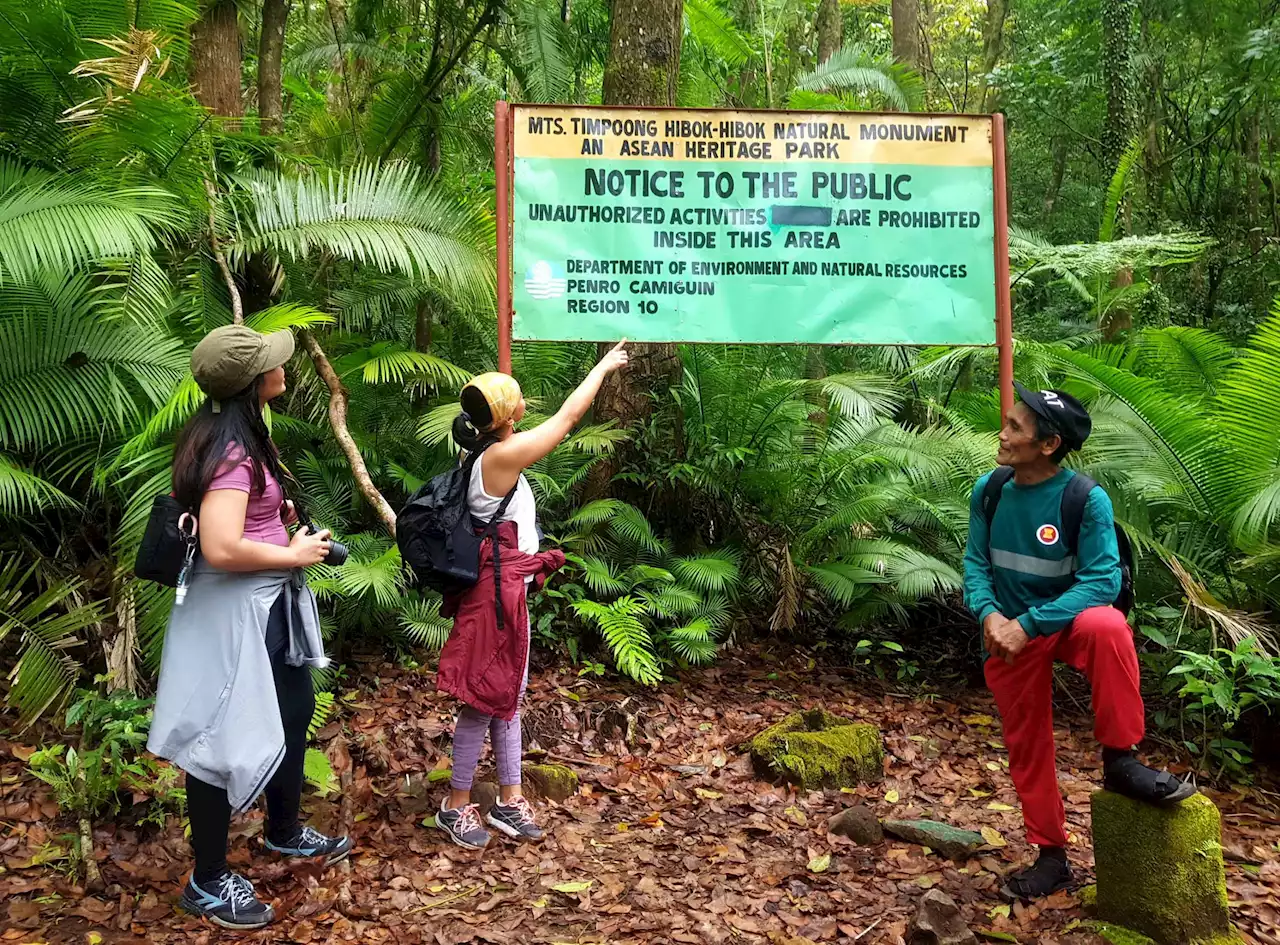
[{"x1": 449, "y1": 616, "x2": 529, "y2": 790}]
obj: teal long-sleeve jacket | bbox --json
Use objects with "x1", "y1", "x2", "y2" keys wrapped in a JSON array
[{"x1": 962, "y1": 468, "x2": 1122, "y2": 637}]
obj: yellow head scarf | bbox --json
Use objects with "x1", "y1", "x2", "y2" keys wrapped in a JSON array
[{"x1": 463, "y1": 372, "x2": 523, "y2": 431}]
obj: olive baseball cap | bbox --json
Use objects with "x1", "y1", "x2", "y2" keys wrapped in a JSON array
[{"x1": 191, "y1": 325, "x2": 295, "y2": 401}]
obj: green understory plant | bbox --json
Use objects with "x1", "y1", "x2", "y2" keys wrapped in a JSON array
[{"x1": 1167, "y1": 639, "x2": 1280, "y2": 776}]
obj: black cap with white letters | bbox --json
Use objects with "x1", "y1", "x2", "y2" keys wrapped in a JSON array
[{"x1": 1014, "y1": 381, "x2": 1092, "y2": 450}]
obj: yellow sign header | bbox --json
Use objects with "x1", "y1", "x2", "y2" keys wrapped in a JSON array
[{"x1": 512, "y1": 106, "x2": 993, "y2": 167}]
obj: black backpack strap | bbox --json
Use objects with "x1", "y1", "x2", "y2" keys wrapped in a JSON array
[
  {"x1": 479, "y1": 484, "x2": 519, "y2": 630},
  {"x1": 981, "y1": 466, "x2": 1016, "y2": 526},
  {"x1": 1060, "y1": 471, "x2": 1098, "y2": 557}
]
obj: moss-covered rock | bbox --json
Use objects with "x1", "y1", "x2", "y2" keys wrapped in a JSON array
[
  {"x1": 1081, "y1": 883, "x2": 1098, "y2": 912},
  {"x1": 1086, "y1": 921, "x2": 1156, "y2": 945},
  {"x1": 1092, "y1": 790, "x2": 1243, "y2": 945},
  {"x1": 521, "y1": 763, "x2": 578, "y2": 802},
  {"x1": 749, "y1": 709, "x2": 883, "y2": 791}
]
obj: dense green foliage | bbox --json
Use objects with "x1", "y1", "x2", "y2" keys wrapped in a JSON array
[{"x1": 1, "y1": 0, "x2": 1279, "y2": 763}]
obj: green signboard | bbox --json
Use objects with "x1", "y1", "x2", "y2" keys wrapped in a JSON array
[{"x1": 510, "y1": 106, "x2": 998, "y2": 346}]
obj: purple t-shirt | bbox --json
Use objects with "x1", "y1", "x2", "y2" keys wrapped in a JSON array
[{"x1": 207, "y1": 445, "x2": 289, "y2": 547}]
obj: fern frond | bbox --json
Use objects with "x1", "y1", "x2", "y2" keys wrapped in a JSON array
[
  {"x1": 574, "y1": 554, "x2": 631, "y2": 596},
  {"x1": 672, "y1": 550, "x2": 740, "y2": 594},
  {"x1": 230, "y1": 163, "x2": 495, "y2": 304},
  {"x1": 664, "y1": 618, "x2": 719, "y2": 664},
  {"x1": 0, "y1": 454, "x2": 76, "y2": 516},
  {"x1": 793, "y1": 43, "x2": 923, "y2": 111},
  {"x1": 0, "y1": 563, "x2": 102, "y2": 726},
  {"x1": 349, "y1": 342, "x2": 472, "y2": 388},
  {"x1": 0, "y1": 159, "x2": 181, "y2": 283},
  {"x1": 572, "y1": 596, "x2": 661, "y2": 685},
  {"x1": 1099, "y1": 133, "x2": 1145, "y2": 243},
  {"x1": 397, "y1": 595, "x2": 453, "y2": 651}
]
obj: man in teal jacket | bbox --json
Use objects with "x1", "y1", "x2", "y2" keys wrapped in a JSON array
[{"x1": 963, "y1": 383, "x2": 1194, "y2": 902}]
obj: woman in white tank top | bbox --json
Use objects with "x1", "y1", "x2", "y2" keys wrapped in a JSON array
[{"x1": 434, "y1": 341, "x2": 629, "y2": 851}]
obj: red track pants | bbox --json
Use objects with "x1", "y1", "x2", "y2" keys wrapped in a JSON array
[{"x1": 984, "y1": 606, "x2": 1146, "y2": 848}]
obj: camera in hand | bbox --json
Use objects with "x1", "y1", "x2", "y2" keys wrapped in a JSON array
[
  {"x1": 292, "y1": 500, "x2": 349, "y2": 567},
  {"x1": 323, "y1": 535, "x2": 349, "y2": 567}
]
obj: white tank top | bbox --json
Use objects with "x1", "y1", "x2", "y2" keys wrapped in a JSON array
[{"x1": 466, "y1": 450, "x2": 539, "y2": 556}]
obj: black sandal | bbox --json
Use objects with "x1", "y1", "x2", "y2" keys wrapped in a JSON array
[
  {"x1": 1103, "y1": 755, "x2": 1197, "y2": 806},
  {"x1": 999, "y1": 853, "x2": 1073, "y2": 903}
]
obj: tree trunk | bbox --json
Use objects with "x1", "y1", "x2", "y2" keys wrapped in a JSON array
[
  {"x1": 415, "y1": 298, "x2": 434, "y2": 352},
  {"x1": 299, "y1": 331, "x2": 398, "y2": 534},
  {"x1": 325, "y1": 0, "x2": 348, "y2": 108},
  {"x1": 1144, "y1": 66, "x2": 1165, "y2": 217},
  {"x1": 190, "y1": 0, "x2": 243, "y2": 120},
  {"x1": 1247, "y1": 109, "x2": 1263, "y2": 253},
  {"x1": 891, "y1": 0, "x2": 919, "y2": 69},
  {"x1": 816, "y1": 0, "x2": 842, "y2": 65},
  {"x1": 602, "y1": 0, "x2": 683, "y2": 107},
  {"x1": 258, "y1": 0, "x2": 290, "y2": 134},
  {"x1": 1102, "y1": 0, "x2": 1137, "y2": 339},
  {"x1": 1043, "y1": 137, "x2": 1068, "y2": 222},
  {"x1": 1102, "y1": 0, "x2": 1137, "y2": 172},
  {"x1": 588, "y1": 0, "x2": 686, "y2": 497},
  {"x1": 977, "y1": 0, "x2": 1007, "y2": 112}
]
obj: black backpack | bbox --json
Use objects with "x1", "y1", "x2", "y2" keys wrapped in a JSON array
[
  {"x1": 397, "y1": 448, "x2": 517, "y2": 619},
  {"x1": 135, "y1": 494, "x2": 199, "y2": 589},
  {"x1": 980, "y1": 467, "x2": 1135, "y2": 616}
]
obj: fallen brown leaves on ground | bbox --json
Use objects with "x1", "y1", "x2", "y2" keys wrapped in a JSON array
[{"x1": 3, "y1": 646, "x2": 1279, "y2": 944}]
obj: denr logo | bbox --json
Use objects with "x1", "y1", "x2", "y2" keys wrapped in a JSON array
[{"x1": 524, "y1": 261, "x2": 566, "y2": 300}]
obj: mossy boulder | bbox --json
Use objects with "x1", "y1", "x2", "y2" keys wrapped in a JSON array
[
  {"x1": 521, "y1": 763, "x2": 578, "y2": 802},
  {"x1": 749, "y1": 709, "x2": 883, "y2": 791},
  {"x1": 1086, "y1": 922, "x2": 1156, "y2": 945},
  {"x1": 1092, "y1": 790, "x2": 1243, "y2": 945}
]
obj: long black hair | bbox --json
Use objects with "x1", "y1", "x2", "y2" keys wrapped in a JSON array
[
  {"x1": 451, "y1": 385, "x2": 500, "y2": 453},
  {"x1": 173, "y1": 376, "x2": 283, "y2": 510}
]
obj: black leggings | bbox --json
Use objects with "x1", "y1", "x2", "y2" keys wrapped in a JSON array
[{"x1": 186, "y1": 595, "x2": 315, "y2": 884}]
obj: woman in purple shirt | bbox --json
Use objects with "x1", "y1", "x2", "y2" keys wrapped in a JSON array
[{"x1": 165, "y1": 325, "x2": 350, "y2": 929}]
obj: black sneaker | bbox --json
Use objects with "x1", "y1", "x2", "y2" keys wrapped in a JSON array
[
  {"x1": 486, "y1": 794, "x2": 544, "y2": 841},
  {"x1": 434, "y1": 801, "x2": 490, "y2": 850},
  {"x1": 180, "y1": 871, "x2": 275, "y2": 929},
  {"x1": 999, "y1": 852, "x2": 1073, "y2": 903},
  {"x1": 264, "y1": 825, "x2": 353, "y2": 865}
]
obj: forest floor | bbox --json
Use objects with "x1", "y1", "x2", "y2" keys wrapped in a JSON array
[{"x1": 4, "y1": 645, "x2": 1280, "y2": 945}]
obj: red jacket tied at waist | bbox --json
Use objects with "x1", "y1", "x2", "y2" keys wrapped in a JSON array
[{"x1": 438, "y1": 521, "x2": 565, "y2": 720}]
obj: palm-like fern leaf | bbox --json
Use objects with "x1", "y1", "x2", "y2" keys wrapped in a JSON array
[
  {"x1": 245, "y1": 302, "x2": 336, "y2": 334},
  {"x1": 229, "y1": 163, "x2": 495, "y2": 303},
  {"x1": 685, "y1": 0, "x2": 751, "y2": 67},
  {"x1": 0, "y1": 562, "x2": 103, "y2": 726},
  {"x1": 1129, "y1": 327, "x2": 1236, "y2": 398},
  {"x1": 793, "y1": 43, "x2": 923, "y2": 111},
  {"x1": 0, "y1": 454, "x2": 76, "y2": 515},
  {"x1": 511, "y1": 0, "x2": 572, "y2": 103},
  {"x1": 672, "y1": 550, "x2": 740, "y2": 594},
  {"x1": 819, "y1": 373, "x2": 904, "y2": 423},
  {"x1": 664, "y1": 618, "x2": 719, "y2": 664},
  {"x1": 397, "y1": 595, "x2": 452, "y2": 651},
  {"x1": 0, "y1": 272, "x2": 187, "y2": 449},
  {"x1": 573, "y1": 554, "x2": 630, "y2": 596},
  {"x1": 347, "y1": 342, "x2": 472, "y2": 388},
  {"x1": 0, "y1": 159, "x2": 181, "y2": 283}
]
